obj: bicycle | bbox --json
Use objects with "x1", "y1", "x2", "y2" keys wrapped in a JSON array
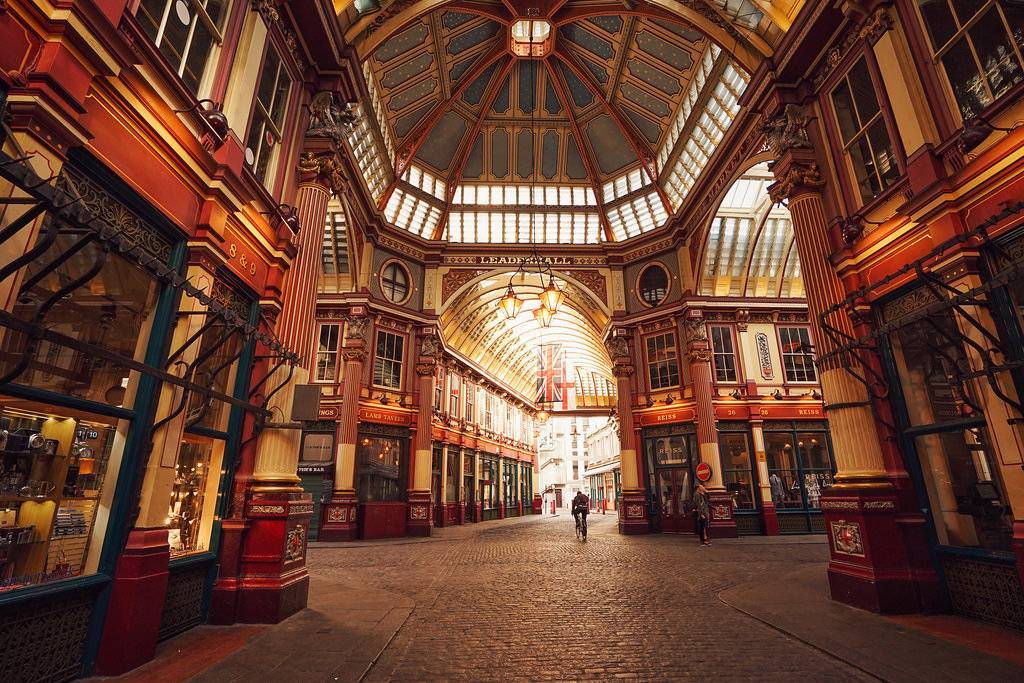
[{"x1": 574, "y1": 510, "x2": 588, "y2": 541}]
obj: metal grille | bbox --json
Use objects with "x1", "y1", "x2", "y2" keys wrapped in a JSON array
[
  {"x1": 941, "y1": 555, "x2": 1024, "y2": 631},
  {"x1": 777, "y1": 513, "x2": 811, "y2": 533},
  {"x1": 809, "y1": 512, "x2": 826, "y2": 533},
  {"x1": 0, "y1": 589, "x2": 96, "y2": 682},
  {"x1": 158, "y1": 565, "x2": 209, "y2": 641},
  {"x1": 735, "y1": 514, "x2": 762, "y2": 535}
]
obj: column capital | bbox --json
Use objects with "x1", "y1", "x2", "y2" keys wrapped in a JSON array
[
  {"x1": 297, "y1": 150, "x2": 345, "y2": 194},
  {"x1": 767, "y1": 159, "x2": 826, "y2": 204},
  {"x1": 341, "y1": 347, "x2": 367, "y2": 363}
]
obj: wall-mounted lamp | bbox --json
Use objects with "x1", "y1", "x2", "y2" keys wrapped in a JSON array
[{"x1": 771, "y1": 389, "x2": 783, "y2": 400}]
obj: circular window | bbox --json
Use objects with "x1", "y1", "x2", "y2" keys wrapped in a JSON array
[
  {"x1": 380, "y1": 261, "x2": 411, "y2": 304},
  {"x1": 638, "y1": 264, "x2": 670, "y2": 307}
]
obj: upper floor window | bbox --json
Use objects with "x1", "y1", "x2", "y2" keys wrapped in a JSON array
[
  {"x1": 314, "y1": 323, "x2": 340, "y2": 383},
  {"x1": 137, "y1": 0, "x2": 228, "y2": 95},
  {"x1": 464, "y1": 382, "x2": 475, "y2": 422},
  {"x1": 646, "y1": 332, "x2": 680, "y2": 390},
  {"x1": 372, "y1": 331, "x2": 404, "y2": 389},
  {"x1": 245, "y1": 44, "x2": 291, "y2": 183},
  {"x1": 709, "y1": 325, "x2": 738, "y2": 383},
  {"x1": 484, "y1": 393, "x2": 494, "y2": 431},
  {"x1": 917, "y1": 1, "x2": 1024, "y2": 120},
  {"x1": 433, "y1": 366, "x2": 444, "y2": 411},
  {"x1": 449, "y1": 374, "x2": 460, "y2": 417},
  {"x1": 779, "y1": 327, "x2": 817, "y2": 383},
  {"x1": 638, "y1": 264, "x2": 670, "y2": 307},
  {"x1": 830, "y1": 57, "x2": 900, "y2": 203}
]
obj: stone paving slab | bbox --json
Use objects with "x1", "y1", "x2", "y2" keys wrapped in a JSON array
[{"x1": 718, "y1": 563, "x2": 1024, "y2": 682}]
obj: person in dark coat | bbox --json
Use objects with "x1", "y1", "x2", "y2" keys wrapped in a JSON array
[{"x1": 694, "y1": 483, "x2": 711, "y2": 545}]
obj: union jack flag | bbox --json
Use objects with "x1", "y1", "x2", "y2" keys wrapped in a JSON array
[{"x1": 536, "y1": 344, "x2": 569, "y2": 406}]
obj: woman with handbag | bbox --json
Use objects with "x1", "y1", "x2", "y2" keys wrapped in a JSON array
[{"x1": 694, "y1": 483, "x2": 711, "y2": 546}]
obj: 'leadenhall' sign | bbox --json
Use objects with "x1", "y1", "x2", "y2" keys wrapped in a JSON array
[{"x1": 443, "y1": 254, "x2": 606, "y2": 266}]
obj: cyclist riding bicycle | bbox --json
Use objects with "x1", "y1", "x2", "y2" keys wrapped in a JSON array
[{"x1": 572, "y1": 491, "x2": 590, "y2": 539}]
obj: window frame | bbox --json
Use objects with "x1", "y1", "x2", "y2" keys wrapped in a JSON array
[
  {"x1": 448, "y1": 372, "x2": 460, "y2": 418},
  {"x1": 645, "y1": 331, "x2": 681, "y2": 391},
  {"x1": 379, "y1": 259, "x2": 412, "y2": 305},
  {"x1": 826, "y1": 53, "x2": 905, "y2": 207},
  {"x1": 135, "y1": 0, "x2": 230, "y2": 96},
  {"x1": 244, "y1": 38, "x2": 294, "y2": 188},
  {"x1": 636, "y1": 262, "x2": 672, "y2": 308},
  {"x1": 777, "y1": 325, "x2": 818, "y2": 384},
  {"x1": 911, "y1": 0, "x2": 1024, "y2": 125},
  {"x1": 708, "y1": 324, "x2": 741, "y2": 384},
  {"x1": 313, "y1": 322, "x2": 341, "y2": 384},
  {"x1": 372, "y1": 329, "x2": 406, "y2": 390}
]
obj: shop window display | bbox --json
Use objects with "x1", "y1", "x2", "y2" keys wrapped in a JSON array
[
  {"x1": 166, "y1": 435, "x2": 223, "y2": 556},
  {"x1": 356, "y1": 433, "x2": 406, "y2": 502},
  {"x1": 445, "y1": 449, "x2": 458, "y2": 502},
  {"x1": 764, "y1": 423, "x2": 834, "y2": 511},
  {"x1": 718, "y1": 431, "x2": 756, "y2": 510},
  {"x1": 0, "y1": 401, "x2": 124, "y2": 590}
]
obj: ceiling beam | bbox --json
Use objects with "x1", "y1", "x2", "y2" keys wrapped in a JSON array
[
  {"x1": 543, "y1": 59, "x2": 615, "y2": 242},
  {"x1": 554, "y1": 48, "x2": 673, "y2": 216},
  {"x1": 435, "y1": 56, "x2": 516, "y2": 239}
]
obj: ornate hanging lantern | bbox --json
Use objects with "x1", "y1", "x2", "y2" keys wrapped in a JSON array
[
  {"x1": 533, "y1": 304, "x2": 553, "y2": 327},
  {"x1": 539, "y1": 275, "x2": 564, "y2": 313},
  {"x1": 498, "y1": 283, "x2": 524, "y2": 319}
]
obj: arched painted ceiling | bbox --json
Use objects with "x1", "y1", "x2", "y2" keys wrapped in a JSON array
[
  {"x1": 439, "y1": 270, "x2": 614, "y2": 407},
  {"x1": 699, "y1": 163, "x2": 804, "y2": 298},
  {"x1": 337, "y1": 1, "x2": 802, "y2": 243}
]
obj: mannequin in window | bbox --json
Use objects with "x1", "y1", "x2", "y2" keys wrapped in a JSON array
[
  {"x1": 770, "y1": 472, "x2": 785, "y2": 504},
  {"x1": 804, "y1": 472, "x2": 821, "y2": 508}
]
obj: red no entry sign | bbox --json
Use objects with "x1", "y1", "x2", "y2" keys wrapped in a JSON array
[{"x1": 695, "y1": 462, "x2": 712, "y2": 483}]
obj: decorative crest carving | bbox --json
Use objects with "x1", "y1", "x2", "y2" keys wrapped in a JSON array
[
  {"x1": 344, "y1": 315, "x2": 370, "y2": 343},
  {"x1": 605, "y1": 335, "x2": 630, "y2": 361},
  {"x1": 308, "y1": 91, "x2": 357, "y2": 142},
  {"x1": 762, "y1": 104, "x2": 812, "y2": 158},
  {"x1": 683, "y1": 318, "x2": 708, "y2": 345}
]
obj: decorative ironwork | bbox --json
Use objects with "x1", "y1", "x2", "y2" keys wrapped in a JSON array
[
  {"x1": 0, "y1": 587, "x2": 97, "y2": 681},
  {"x1": 819, "y1": 201, "x2": 1024, "y2": 428},
  {"x1": 735, "y1": 514, "x2": 763, "y2": 535},
  {"x1": 941, "y1": 555, "x2": 1024, "y2": 631},
  {"x1": 158, "y1": 565, "x2": 208, "y2": 641}
]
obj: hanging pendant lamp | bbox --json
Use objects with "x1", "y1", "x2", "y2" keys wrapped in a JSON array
[
  {"x1": 539, "y1": 274, "x2": 564, "y2": 313},
  {"x1": 533, "y1": 304, "x2": 553, "y2": 327},
  {"x1": 499, "y1": 283, "x2": 524, "y2": 319}
]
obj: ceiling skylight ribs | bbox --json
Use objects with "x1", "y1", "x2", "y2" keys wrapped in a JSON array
[{"x1": 346, "y1": 104, "x2": 391, "y2": 202}]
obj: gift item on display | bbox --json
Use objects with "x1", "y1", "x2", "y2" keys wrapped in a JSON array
[{"x1": 0, "y1": 402, "x2": 116, "y2": 590}]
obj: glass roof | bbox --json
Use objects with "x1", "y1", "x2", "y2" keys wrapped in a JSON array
[
  {"x1": 343, "y1": 9, "x2": 752, "y2": 243},
  {"x1": 699, "y1": 163, "x2": 804, "y2": 298}
]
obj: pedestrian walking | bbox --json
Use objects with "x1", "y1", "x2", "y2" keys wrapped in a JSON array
[{"x1": 694, "y1": 483, "x2": 711, "y2": 545}]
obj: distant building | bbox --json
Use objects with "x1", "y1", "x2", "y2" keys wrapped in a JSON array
[{"x1": 583, "y1": 419, "x2": 621, "y2": 512}]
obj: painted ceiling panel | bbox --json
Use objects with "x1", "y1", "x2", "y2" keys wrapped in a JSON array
[
  {"x1": 447, "y1": 21, "x2": 501, "y2": 55},
  {"x1": 491, "y1": 74, "x2": 511, "y2": 113},
  {"x1": 490, "y1": 128, "x2": 509, "y2": 178},
  {"x1": 622, "y1": 105, "x2": 663, "y2": 145},
  {"x1": 636, "y1": 30, "x2": 694, "y2": 70},
  {"x1": 442, "y1": 11, "x2": 476, "y2": 29},
  {"x1": 462, "y1": 62, "x2": 500, "y2": 106},
  {"x1": 557, "y1": 63, "x2": 594, "y2": 110},
  {"x1": 464, "y1": 134, "x2": 484, "y2": 178},
  {"x1": 586, "y1": 115, "x2": 637, "y2": 174},
  {"x1": 587, "y1": 16, "x2": 623, "y2": 34},
  {"x1": 561, "y1": 24, "x2": 614, "y2": 59},
  {"x1": 389, "y1": 77, "x2": 438, "y2": 112},
  {"x1": 375, "y1": 22, "x2": 429, "y2": 63},
  {"x1": 650, "y1": 18, "x2": 704, "y2": 42},
  {"x1": 393, "y1": 101, "x2": 434, "y2": 138},
  {"x1": 620, "y1": 82, "x2": 670, "y2": 118},
  {"x1": 542, "y1": 130, "x2": 559, "y2": 179},
  {"x1": 626, "y1": 58, "x2": 681, "y2": 96},
  {"x1": 416, "y1": 111, "x2": 468, "y2": 172},
  {"x1": 566, "y1": 134, "x2": 587, "y2": 180},
  {"x1": 381, "y1": 52, "x2": 433, "y2": 88}
]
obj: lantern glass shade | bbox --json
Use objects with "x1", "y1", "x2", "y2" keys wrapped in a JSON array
[
  {"x1": 499, "y1": 287, "x2": 523, "y2": 319},
  {"x1": 533, "y1": 304, "x2": 553, "y2": 327},
  {"x1": 539, "y1": 280, "x2": 564, "y2": 312}
]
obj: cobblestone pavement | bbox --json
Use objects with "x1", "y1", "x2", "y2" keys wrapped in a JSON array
[{"x1": 307, "y1": 514, "x2": 870, "y2": 682}]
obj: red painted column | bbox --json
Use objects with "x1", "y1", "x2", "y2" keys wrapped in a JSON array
[
  {"x1": 407, "y1": 328, "x2": 439, "y2": 536},
  {"x1": 319, "y1": 311, "x2": 370, "y2": 540},
  {"x1": 607, "y1": 331, "x2": 648, "y2": 534},
  {"x1": 684, "y1": 313, "x2": 737, "y2": 538},
  {"x1": 765, "y1": 102, "x2": 937, "y2": 612}
]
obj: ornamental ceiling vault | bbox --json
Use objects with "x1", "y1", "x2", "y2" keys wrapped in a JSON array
[{"x1": 335, "y1": 1, "x2": 802, "y2": 244}]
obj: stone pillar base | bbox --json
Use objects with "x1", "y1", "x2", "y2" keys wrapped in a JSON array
[
  {"x1": 319, "y1": 491, "x2": 358, "y2": 541},
  {"x1": 407, "y1": 492, "x2": 432, "y2": 536},
  {"x1": 709, "y1": 492, "x2": 738, "y2": 538},
  {"x1": 761, "y1": 501, "x2": 779, "y2": 535},
  {"x1": 94, "y1": 529, "x2": 170, "y2": 675},
  {"x1": 457, "y1": 502, "x2": 466, "y2": 524},
  {"x1": 498, "y1": 502, "x2": 506, "y2": 519},
  {"x1": 823, "y1": 485, "x2": 940, "y2": 614},
  {"x1": 231, "y1": 491, "x2": 313, "y2": 623},
  {"x1": 618, "y1": 492, "x2": 650, "y2": 535},
  {"x1": 474, "y1": 502, "x2": 482, "y2": 522},
  {"x1": 532, "y1": 494, "x2": 542, "y2": 514}
]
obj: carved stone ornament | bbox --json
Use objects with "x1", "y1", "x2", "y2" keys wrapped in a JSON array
[
  {"x1": 813, "y1": 7, "x2": 894, "y2": 89},
  {"x1": 686, "y1": 347, "x2": 712, "y2": 364},
  {"x1": 735, "y1": 309, "x2": 750, "y2": 332},
  {"x1": 298, "y1": 152, "x2": 346, "y2": 195},
  {"x1": 419, "y1": 332, "x2": 442, "y2": 361},
  {"x1": 683, "y1": 318, "x2": 708, "y2": 345},
  {"x1": 307, "y1": 91, "x2": 357, "y2": 142},
  {"x1": 762, "y1": 104, "x2": 813, "y2": 158},
  {"x1": 767, "y1": 162, "x2": 825, "y2": 204},
  {"x1": 344, "y1": 315, "x2": 370, "y2": 343},
  {"x1": 605, "y1": 335, "x2": 630, "y2": 360},
  {"x1": 251, "y1": 0, "x2": 306, "y2": 71}
]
